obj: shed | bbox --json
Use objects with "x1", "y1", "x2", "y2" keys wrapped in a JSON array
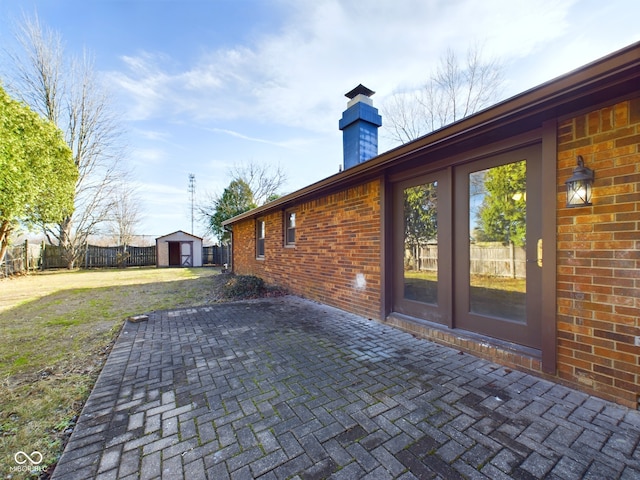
[{"x1": 155, "y1": 230, "x2": 203, "y2": 267}]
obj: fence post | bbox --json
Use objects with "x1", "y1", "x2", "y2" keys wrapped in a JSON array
[
  {"x1": 510, "y1": 242, "x2": 516, "y2": 279},
  {"x1": 24, "y1": 239, "x2": 29, "y2": 274}
]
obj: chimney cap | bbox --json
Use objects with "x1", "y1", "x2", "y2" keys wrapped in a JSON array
[{"x1": 345, "y1": 84, "x2": 375, "y2": 99}]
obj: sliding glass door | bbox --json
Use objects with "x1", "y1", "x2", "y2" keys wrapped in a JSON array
[
  {"x1": 393, "y1": 144, "x2": 542, "y2": 349},
  {"x1": 455, "y1": 145, "x2": 542, "y2": 348},
  {"x1": 393, "y1": 170, "x2": 451, "y2": 325}
]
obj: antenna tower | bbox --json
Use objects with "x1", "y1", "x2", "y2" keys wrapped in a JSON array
[{"x1": 188, "y1": 173, "x2": 196, "y2": 234}]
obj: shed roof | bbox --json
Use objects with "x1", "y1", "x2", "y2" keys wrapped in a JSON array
[
  {"x1": 155, "y1": 230, "x2": 203, "y2": 241},
  {"x1": 223, "y1": 41, "x2": 640, "y2": 227}
]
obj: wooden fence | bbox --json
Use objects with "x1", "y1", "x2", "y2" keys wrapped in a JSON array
[
  {"x1": 1, "y1": 241, "x2": 42, "y2": 277},
  {"x1": 84, "y1": 245, "x2": 157, "y2": 268},
  {"x1": 202, "y1": 245, "x2": 231, "y2": 266},
  {"x1": 39, "y1": 244, "x2": 157, "y2": 269},
  {"x1": 412, "y1": 242, "x2": 526, "y2": 278},
  {"x1": 40, "y1": 244, "x2": 70, "y2": 270},
  {"x1": 2, "y1": 242, "x2": 230, "y2": 276}
]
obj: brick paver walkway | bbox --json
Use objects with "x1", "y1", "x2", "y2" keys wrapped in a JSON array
[{"x1": 52, "y1": 296, "x2": 640, "y2": 479}]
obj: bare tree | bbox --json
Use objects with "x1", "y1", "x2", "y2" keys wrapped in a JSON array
[
  {"x1": 198, "y1": 160, "x2": 287, "y2": 243},
  {"x1": 228, "y1": 160, "x2": 287, "y2": 206},
  {"x1": 382, "y1": 92, "x2": 428, "y2": 145},
  {"x1": 3, "y1": 14, "x2": 125, "y2": 267},
  {"x1": 383, "y1": 44, "x2": 504, "y2": 144},
  {"x1": 107, "y1": 181, "x2": 143, "y2": 247}
]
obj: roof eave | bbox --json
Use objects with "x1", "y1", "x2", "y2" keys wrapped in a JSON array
[{"x1": 222, "y1": 41, "x2": 640, "y2": 227}]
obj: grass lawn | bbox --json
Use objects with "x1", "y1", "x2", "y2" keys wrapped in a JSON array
[
  {"x1": 404, "y1": 270, "x2": 526, "y2": 320},
  {"x1": 0, "y1": 267, "x2": 221, "y2": 477},
  {"x1": 403, "y1": 270, "x2": 438, "y2": 304},
  {"x1": 404, "y1": 270, "x2": 526, "y2": 293}
]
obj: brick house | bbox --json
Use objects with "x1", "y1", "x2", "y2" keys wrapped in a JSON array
[{"x1": 223, "y1": 43, "x2": 640, "y2": 408}]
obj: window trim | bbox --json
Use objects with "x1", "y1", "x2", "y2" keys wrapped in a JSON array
[
  {"x1": 256, "y1": 218, "x2": 265, "y2": 259},
  {"x1": 285, "y1": 210, "x2": 296, "y2": 247}
]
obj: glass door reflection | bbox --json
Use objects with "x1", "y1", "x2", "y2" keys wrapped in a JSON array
[
  {"x1": 468, "y1": 160, "x2": 526, "y2": 322},
  {"x1": 403, "y1": 181, "x2": 438, "y2": 305}
]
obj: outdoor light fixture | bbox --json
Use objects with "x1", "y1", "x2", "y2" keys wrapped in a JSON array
[{"x1": 565, "y1": 155, "x2": 594, "y2": 207}]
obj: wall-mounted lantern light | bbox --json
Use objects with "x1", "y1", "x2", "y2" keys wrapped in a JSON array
[{"x1": 565, "y1": 155, "x2": 594, "y2": 207}]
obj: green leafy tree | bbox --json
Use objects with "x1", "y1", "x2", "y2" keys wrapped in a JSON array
[
  {"x1": 0, "y1": 85, "x2": 76, "y2": 261},
  {"x1": 200, "y1": 161, "x2": 285, "y2": 242},
  {"x1": 208, "y1": 179, "x2": 256, "y2": 243},
  {"x1": 475, "y1": 160, "x2": 526, "y2": 246},
  {"x1": 404, "y1": 183, "x2": 437, "y2": 270},
  {"x1": 4, "y1": 15, "x2": 124, "y2": 268}
]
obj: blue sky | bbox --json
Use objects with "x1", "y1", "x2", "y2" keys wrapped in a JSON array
[{"x1": 1, "y1": 0, "x2": 638, "y2": 243}]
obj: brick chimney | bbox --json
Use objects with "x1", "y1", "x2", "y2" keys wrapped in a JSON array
[{"x1": 338, "y1": 84, "x2": 382, "y2": 170}]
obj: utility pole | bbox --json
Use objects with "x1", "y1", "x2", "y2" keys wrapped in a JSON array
[{"x1": 188, "y1": 173, "x2": 196, "y2": 234}]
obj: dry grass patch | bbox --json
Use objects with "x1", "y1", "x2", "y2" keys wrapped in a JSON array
[{"x1": 0, "y1": 267, "x2": 220, "y2": 477}]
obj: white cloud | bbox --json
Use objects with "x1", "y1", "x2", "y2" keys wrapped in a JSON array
[
  {"x1": 134, "y1": 129, "x2": 172, "y2": 142},
  {"x1": 106, "y1": 0, "x2": 640, "y2": 195},
  {"x1": 201, "y1": 126, "x2": 314, "y2": 150},
  {"x1": 133, "y1": 181, "x2": 191, "y2": 234},
  {"x1": 132, "y1": 147, "x2": 167, "y2": 166},
  {"x1": 108, "y1": 0, "x2": 587, "y2": 135},
  {"x1": 96, "y1": 0, "x2": 640, "y2": 237}
]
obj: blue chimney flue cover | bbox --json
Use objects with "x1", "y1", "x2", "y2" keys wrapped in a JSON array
[{"x1": 339, "y1": 85, "x2": 382, "y2": 170}]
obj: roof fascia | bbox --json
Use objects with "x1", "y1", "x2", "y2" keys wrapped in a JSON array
[
  {"x1": 155, "y1": 230, "x2": 203, "y2": 241},
  {"x1": 223, "y1": 42, "x2": 640, "y2": 227}
]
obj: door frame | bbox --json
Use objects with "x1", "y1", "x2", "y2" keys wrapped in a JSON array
[
  {"x1": 168, "y1": 241, "x2": 181, "y2": 266},
  {"x1": 392, "y1": 169, "x2": 452, "y2": 326},
  {"x1": 167, "y1": 241, "x2": 194, "y2": 267},
  {"x1": 453, "y1": 144, "x2": 542, "y2": 349},
  {"x1": 385, "y1": 128, "x2": 557, "y2": 373}
]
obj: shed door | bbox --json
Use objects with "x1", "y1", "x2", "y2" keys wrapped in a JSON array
[
  {"x1": 168, "y1": 242, "x2": 181, "y2": 266},
  {"x1": 181, "y1": 242, "x2": 193, "y2": 266}
]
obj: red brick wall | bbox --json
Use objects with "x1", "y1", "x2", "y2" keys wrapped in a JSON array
[
  {"x1": 230, "y1": 99, "x2": 640, "y2": 408},
  {"x1": 232, "y1": 180, "x2": 382, "y2": 320},
  {"x1": 557, "y1": 98, "x2": 640, "y2": 408}
]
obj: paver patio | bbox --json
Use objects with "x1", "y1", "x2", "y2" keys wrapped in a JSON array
[{"x1": 52, "y1": 296, "x2": 640, "y2": 479}]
